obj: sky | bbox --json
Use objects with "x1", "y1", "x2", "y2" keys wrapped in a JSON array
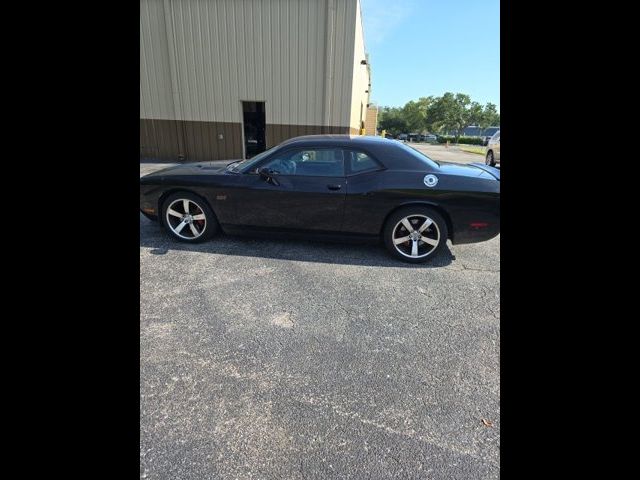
[{"x1": 361, "y1": 0, "x2": 500, "y2": 110}]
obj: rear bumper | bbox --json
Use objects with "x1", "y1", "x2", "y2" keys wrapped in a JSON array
[
  {"x1": 452, "y1": 222, "x2": 500, "y2": 244},
  {"x1": 450, "y1": 206, "x2": 500, "y2": 245}
]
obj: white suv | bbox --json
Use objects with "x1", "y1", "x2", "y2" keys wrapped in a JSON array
[{"x1": 485, "y1": 130, "x2": 500, "y2": 166}]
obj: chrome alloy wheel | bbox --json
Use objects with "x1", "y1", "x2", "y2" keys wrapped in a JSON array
[
  {"x1": 165, "y1": 198, "x2": 207, "y2": 240},
  {"x1": 392, "y1": 214, "x2": 441, "y2": 259}
]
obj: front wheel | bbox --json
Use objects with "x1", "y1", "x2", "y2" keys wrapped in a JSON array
[
  {"x1": 161, "y1": 192, "x2": 219, "y2": 243},
  {"x1": 486, "y1": 150, "x2": 495, "y2": 166},
  {"x1": 383, "y1": 207, "x2": 448, "y2": 263}
]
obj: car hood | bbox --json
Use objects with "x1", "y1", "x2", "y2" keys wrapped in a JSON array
[{"x1": 438, "y1": 162, "x2": 499, "y2": 180}]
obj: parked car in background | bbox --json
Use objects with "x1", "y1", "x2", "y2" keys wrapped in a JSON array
[
  {"x1": 481, "y1": 127, "x2": 500, "y2": 146},
  {"x1": 424, "y1": 134, "x2": 438, "y2": 143},
  {"x1": 397, "y1": 133, "x2": 408, "y2": 141},
  {"x1": 485, "y1": 130, "x2": 500, "y2": 166}
]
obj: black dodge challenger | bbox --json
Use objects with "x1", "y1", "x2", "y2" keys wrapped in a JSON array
[{"x1": 140, "y1": 135, "x2": 500, "y2": 263}]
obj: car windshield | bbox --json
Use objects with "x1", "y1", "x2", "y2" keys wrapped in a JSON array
[
  {"x1": 396, "y1": 142, "x2": 440, "y2": 168},
  {"x1": 226, "y1": 147, "x2": 275, "y2": 173}
]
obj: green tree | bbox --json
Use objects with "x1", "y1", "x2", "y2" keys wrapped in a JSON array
[
  {"x1": 402, "y1": 96, "x2": 433, "y2": 133},
  {"x1": 482, "y1": 103, "x2": 500, "y2": 130},
  {"x1": 378, "y1": 94, "x2": 498, "y2": 141},
  {"x1": 402, "y1": 101, "x2": 423, "y2": 133},
  {"x1": 427, "y1": 92, "x2": 467, "y2": 137},
  {"x1": 378, "y1": 106, "x2": 408, "y2": 136},
  {"x1": 468, "y1": 102, "x2": 484, "y2": 131},
  {"x1": 448, "y1": 93, "x2": 472, "y2": 140}
]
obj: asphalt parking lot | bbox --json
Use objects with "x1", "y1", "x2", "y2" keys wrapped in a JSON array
[
  {"x1": 406, "y1": 142, "x2": 494, "y2": 165},
  {"x1": 140, "y1": 159, "x2": 500, "y2": 479}
]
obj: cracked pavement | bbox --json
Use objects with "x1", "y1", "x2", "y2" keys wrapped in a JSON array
[{"x1": 140, "y1": 164, "x2": 500, "y2": 479}]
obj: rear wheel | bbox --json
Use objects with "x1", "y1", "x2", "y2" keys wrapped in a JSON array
[
  {"x1": 161, "y1": 192, "x2": 218, "y2": 243},
  {"x1": 383, "y1": 207, "x2": 448, "y2": 263},
  {"x1": 486, "y1": 150, "x2": 495, "y2": 166}
]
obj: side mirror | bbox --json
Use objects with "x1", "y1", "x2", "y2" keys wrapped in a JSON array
[
  {"x1": 258, "y1": 166, "x2": 279, "y2": 185},
  {"x1": 258, "y1": 166, "x2": 271, "y2": 179}
]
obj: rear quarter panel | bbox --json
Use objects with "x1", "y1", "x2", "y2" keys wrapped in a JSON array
[{"x1": 343, "y1": 169, "x2": 500, "y2": 243}]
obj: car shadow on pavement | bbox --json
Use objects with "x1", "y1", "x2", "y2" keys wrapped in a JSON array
[{"x1": 140, "y1": 216, "x2": 455, "y2": 268}]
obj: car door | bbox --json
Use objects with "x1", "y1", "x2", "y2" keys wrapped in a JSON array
[
  {"x1": 494, "y1": 133, "x2": 500, "y2": 160},
  {"x1": 342, "y1": 149, "x2": 387, "y2": 235},
  {"x1": 232, "y1": 147, "x2": 347, "y2": 232}
]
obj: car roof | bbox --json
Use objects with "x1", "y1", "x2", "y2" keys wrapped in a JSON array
[{"x1": 278, "y1": 134, "x2": 392, "y2": 148}]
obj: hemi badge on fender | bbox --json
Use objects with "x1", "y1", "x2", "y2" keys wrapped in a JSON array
[{"x1": 216, "y1": 194, "x2": 227, "y2": 200}]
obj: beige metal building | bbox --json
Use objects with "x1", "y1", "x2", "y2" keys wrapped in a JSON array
[
  {"x1": 140, "y1": 0, "x2": 371, "y2": 162},
  {"x1": 364, "y1": 105, "x2": 378, "y2": 135}
]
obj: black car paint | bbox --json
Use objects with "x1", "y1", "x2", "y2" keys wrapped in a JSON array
[{"x1": 140, "y1": 135, "x2": 500, "y2": 244}]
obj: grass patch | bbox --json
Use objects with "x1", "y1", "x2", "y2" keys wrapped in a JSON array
[{"x1": 458, "y1": 145, "x2": 486, "y2": 155}]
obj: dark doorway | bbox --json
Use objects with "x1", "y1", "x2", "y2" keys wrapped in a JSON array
[{"x1": 242, "y1": 101, "x2": 266, "y2": 158}]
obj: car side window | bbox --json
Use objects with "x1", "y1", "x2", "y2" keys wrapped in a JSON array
[
  {"x1": 346, "y1": 150, "x2": 381, "y2": 174},
  {"x1": 262, "y1": 148, "x2": 345, "y2": 177}
]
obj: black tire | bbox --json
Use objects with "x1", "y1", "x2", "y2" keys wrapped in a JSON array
[
  {"x1": 383, "y1": 206, "x2": 449, "y2": 263},
  {"x1": 160, "y1": 192, "x2": 219, "y2": 243},
  {"x1": 486, "y1": 150, "x2": 495, "y2": 166}
]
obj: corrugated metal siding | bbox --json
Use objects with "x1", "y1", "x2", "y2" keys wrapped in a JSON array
[
  {"x1": 140, "y1": 0, "x2": 365, "y2": 160},
  {"x1": 267, "y1": 124, "x2": 350, "y2": 146},
  {"x1": 140, "y1": 0, "x2": 358, "y2": 126},
  {"x1": 349, "y1": 0, "x2": 369, "y2": 131},
  {"x1": 140, "y1": 0, "x2": 175, "y2": 119}
]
